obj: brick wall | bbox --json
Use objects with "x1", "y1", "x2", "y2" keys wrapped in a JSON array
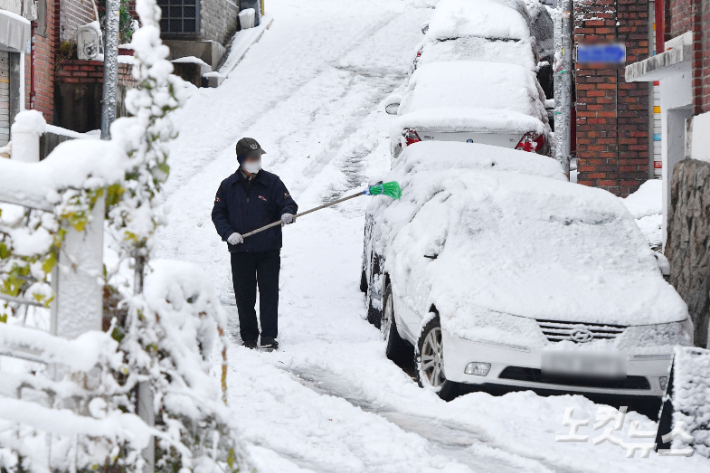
[
  {"x1": 23, "y1": 0, "x2": 58, "y2": 122},
  {"x1": 574, "y1": 0, "x2": 651, "y2": 197},
  {"x1": 667, "y1": 0, "x2": 710, "y2": 114},
  {"x1": 200, "y1": 0, "x2": 239, "y2": 45},
  {"x1": 55, "y1": 58, "x2": 135, "y2": 132},
  {"x1": 59, "y1": 0, "x2": 97, "y2": 43}
]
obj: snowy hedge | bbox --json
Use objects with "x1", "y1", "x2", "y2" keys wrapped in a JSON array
[{"x1": 0, "y1": 0, "x2": 251, "y2": 471}]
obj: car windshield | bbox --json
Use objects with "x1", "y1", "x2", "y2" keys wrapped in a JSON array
[
  {"x1": 420, "y1": 36, "x2": 536, "y2": 70},
  {"x1": 400, "y1": 62, "x2": 542, "y2": 118}
]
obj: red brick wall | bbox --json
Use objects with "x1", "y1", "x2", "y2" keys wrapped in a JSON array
[
  {"x1": 56, "y1": 59, "x2": 136, "y2": 87},
  {"x1": 23, "y1": 0, "x2": 58, "y2": 123},
  {"x1": 574, "y1": 0, "x2": 650, "y2": 197},
  {"x1": 59, "y1": 0, "x2": 99, "y2": 43},
  {"x1": 667, "y1": 0, "x2": 710, "y2": 113}
]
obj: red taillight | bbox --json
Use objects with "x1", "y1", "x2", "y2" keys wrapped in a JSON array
[
  {"x1": 416, "y1": 50, "x2": 422, "y2": 57},
  {"x1": 404, "y1": 129, "x2": 421, "y2": 146},
  {"x1": 515, "y1": 132, "x2": 545, "y2": 153}
]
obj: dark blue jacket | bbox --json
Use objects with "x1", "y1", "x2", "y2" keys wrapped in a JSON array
[{"x1": 212, "y1": 170, "x2": 298, "y2": 253}]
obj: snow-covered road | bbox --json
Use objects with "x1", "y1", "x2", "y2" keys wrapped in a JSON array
[{"x1": 155, "y1": 1, "x2": 710, "y2": 471}]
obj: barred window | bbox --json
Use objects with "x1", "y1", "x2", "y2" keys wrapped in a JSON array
[{"x1": 158, "y1": 0, "x2": 199, "y2": 34}]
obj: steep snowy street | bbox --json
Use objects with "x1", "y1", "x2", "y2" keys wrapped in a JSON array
[{"x1": 154, "y1": 1, "x2": 709, "y2": 472}]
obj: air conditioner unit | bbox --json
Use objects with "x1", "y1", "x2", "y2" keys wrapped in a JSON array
[{"x1": 77, "y1": 23, "x2": 103, "y2": 61}]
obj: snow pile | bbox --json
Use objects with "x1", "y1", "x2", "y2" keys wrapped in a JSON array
[
  {"x1": 622, "y1": 179, "x2": 663, "y2": 249},
  {"x1": 426, "y1": 0, "x2": 531, "y2": 41},
  {"x1": 122, "y1": 259, "x2": 251, "y2": 471},
  {"x1": 418, "y1": 36, "x2": 537, "y2": 70},
  {"x1": 367, "y1": 142, "x2": 688, "y2": 343},
  {"x1": 667, "y1": 346, "x2": 710, "y2": 457},
  {"x1": 9, "y1": 110, "x2": 46, "y2": 135},
  {"x1": 394, "y1": 61, "x2": 548, "y2": 134}
]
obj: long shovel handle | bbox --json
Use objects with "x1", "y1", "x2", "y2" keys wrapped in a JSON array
[{"x1": 240, "y1": 191, "x2": 363, "y2": 239}]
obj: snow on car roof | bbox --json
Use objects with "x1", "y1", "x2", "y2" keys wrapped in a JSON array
[
  {"x1": 418, "y1": 36, "x2": 537, "y2": 71},
  {"x1": 426, "y1": 0, "x2": 531, "y2": 42},
  {"x1": 368, "y1": 143, "x2": 688, "y2": 333},
  {"x1": 395, "y1": 61, "x2": 547, "y2": 133}
]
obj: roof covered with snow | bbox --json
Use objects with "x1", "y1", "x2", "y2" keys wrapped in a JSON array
[
  {"x1": 426, "y1": 0, "x2": 531, "y2": 42},
  {"x1": 367, "y1": 142, "x2": 688, "y2": 332},
  {"x1": 395, "y1": 61, "x2": 547, "y2": 133}
]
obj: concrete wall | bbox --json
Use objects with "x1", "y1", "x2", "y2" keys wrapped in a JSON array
[
  {"x1": 59, "y1": 0, "x2": 97, "y2": 43},
  {"x1": 200, "y1": 0, "x2": 239, "y2": 46}
]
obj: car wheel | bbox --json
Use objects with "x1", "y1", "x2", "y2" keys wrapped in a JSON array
[
  {"x1": 382, "y1": 282, "x2": 413, "y2": 366},
  {"x1": 415, "y1": 316, "x2": 460, "y2": 401}
]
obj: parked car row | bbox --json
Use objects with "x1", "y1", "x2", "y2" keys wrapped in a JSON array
[
  {"x1": 385, "y1": 0, "x2": 555, "y2": 159},
  {"x1": 361, "y1": 1, "x2": 692, "y2": 403}
]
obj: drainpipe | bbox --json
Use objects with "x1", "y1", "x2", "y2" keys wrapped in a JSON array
[{"x1": 30, "y1": 22, "x2": 36, "y2": 109}]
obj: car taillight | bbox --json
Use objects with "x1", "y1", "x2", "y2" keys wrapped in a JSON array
[
  {"x1": 404, "y1": 129, "x2": 421, "y2": 146},
  {"x1": 416, "y1": 51, "x2": 422, "y2": 57},
  {"x1": 515, "y1": 132, "x2": 545, "y2": 153}
]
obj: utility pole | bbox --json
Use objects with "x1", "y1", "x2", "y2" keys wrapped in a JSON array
[
  {"x1": 554, "y1": 0, "x2": 573, "y2": 177},
  {"x1": 101, "y1": 0, "x2": 120, "y2": 140}
]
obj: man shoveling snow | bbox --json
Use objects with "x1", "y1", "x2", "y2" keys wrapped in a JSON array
[{"x1": 211, "y1": 137, "x2": 298, "y2": 351}]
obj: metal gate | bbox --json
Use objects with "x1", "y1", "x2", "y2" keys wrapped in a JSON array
[{"x1": 0, "y1": 50, "x2": 9, "y2": 147}]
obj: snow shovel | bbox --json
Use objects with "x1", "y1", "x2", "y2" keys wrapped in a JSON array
[{"x1": 241, "y1": 181, "x2": 402, "y2": 239}]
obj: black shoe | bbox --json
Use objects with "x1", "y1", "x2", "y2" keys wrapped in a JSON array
[
  {"x1": 260, "y1": 337, "x2": 279, "y2": 351},
  {"x1": 242, "y1": 339, "x2": 257, "y2": 349}
]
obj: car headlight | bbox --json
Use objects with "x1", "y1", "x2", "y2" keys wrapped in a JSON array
[{"x1": 619, "y1": 318, "x2": 694, "y2": 349}]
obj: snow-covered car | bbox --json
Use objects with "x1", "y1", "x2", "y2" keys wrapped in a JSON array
[
  {"x1": 361, "y1": 141, "x2": 693, "y2": 400},
  {"x1": 412, "y1": 0, "x2": 538, "y2": 73},
  {"x1": 386, "y1": 61, "x2": 552, "y2": 157}
]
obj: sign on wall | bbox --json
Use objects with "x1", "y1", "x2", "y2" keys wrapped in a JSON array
[{"x1": 576, "y1": 43, "x2": 626, "y2": 63}]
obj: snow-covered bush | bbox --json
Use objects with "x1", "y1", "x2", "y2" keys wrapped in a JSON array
[{"x1": 0, "y1": 0, "x2": 250, "y2": 471}]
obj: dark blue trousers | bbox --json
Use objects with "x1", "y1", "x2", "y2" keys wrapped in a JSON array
[{"x1": 231, "y1": 250, "x2": 280, "y2": 342}]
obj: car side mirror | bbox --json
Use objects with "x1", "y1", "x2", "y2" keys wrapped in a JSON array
[
  {"x1": 421, "y1": 23, "x2": 429, "y2": 35},
  {"x1": 384, "y1": 94, "x2": 402, "y2": 115},
  {"x1": 654, "y1": 253, "x2": 670, "y2": 277}
]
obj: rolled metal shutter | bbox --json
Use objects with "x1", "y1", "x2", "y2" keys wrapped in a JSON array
[{"x1": 0, "y1": 50, "x2": 9, "y2": 147}]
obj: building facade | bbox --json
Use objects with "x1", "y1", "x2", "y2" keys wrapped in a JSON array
[
  {"x1": 626, "y1": 0, "x2": 710, "y2": 347},
  {"x1": 160, "y1": 0, "x2": 241, "y2": 69}
]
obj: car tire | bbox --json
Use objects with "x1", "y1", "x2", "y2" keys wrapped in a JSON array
[
  {"x1": 382, "y1": 282, "x2": 413, "y2": 366},
  {"x1": 360, "y1": 267, "x2": 368, "y2": 293},
  {"x1": 415, "y1": 315, "x2": 460, "y2": 401},
  {"x1": 366, "y1": 253, "x2": 383, "y2": 327}
]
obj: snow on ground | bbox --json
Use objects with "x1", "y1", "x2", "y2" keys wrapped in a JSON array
[
  {"x1": 622, "y1": 179, "x2": 663, "y2": 250},
  {"x1": 155, "y1": 1, "x2": 710, "y2": 471}
]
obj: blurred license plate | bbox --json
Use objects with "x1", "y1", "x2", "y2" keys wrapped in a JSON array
[{"x1": 542, "y1": 350, "x2": 627, "y2": 379}]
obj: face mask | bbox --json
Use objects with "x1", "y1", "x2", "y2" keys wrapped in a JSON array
[{"x1": 243, "y1": 160, "x2": 261, "y2": 174}]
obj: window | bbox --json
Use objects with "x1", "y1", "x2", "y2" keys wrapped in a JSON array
[{"x1": 158, "y1": 0, "x2": 199, "y2": 34}]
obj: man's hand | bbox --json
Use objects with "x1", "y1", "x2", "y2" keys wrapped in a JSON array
[
  {"x1": 281, "y1": 213, "x2": 296, "y2": 225},
  {"x1": 228, "y1": 232, "x2": 244, "y2": 245}
]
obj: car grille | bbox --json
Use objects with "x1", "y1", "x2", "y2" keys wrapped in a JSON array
[
  {"x1": 536, "y1": 319, "x2": 626, "y2": 343},
  {"x1": 499, "y1": 367, "x2": 650, "y2": 390}
]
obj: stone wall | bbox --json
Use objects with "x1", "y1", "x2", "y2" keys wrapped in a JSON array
[{"x1": 666, "y1": 158, "x2": 710, "y2": 347}]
